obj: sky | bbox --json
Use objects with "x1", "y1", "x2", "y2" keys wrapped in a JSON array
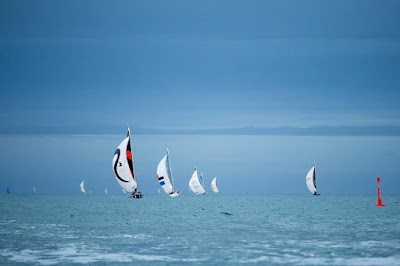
[
  {"x1": 0, "y1": 0, "x2": 399, "y2": 134},
  {"x1": 0, "y1": 1, "x2": 399, "y2": 194}
]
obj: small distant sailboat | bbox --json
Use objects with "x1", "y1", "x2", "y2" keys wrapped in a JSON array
[
  {"x1": 211, "y1": 177, "x2": 219, "y2": 193},
  {"x1": 80, "y1": 180, "x2": 87, "y2": 194},
  {"x1": 112, "y1": 127, "x2": 143, "y2": 199},
  {"x1": 306, "y1": 162, "x2": 320, "y2": 195},
  {"x1": 157, "y1": 149, "x2": 179, "y2": 197},
  {"x1": 33, "y1": 186, "x2": 36, "y2": 194},
  {"x1": 189, "y1": 168, "x2": 206, "y2": 195},
  {"x1": 157, "y1": 188, "x2": 161, "y2": 194},
  {"x1": 105, "y1": 188, "x2": 108, "y2": 194},
  {"x1": 6, "y1": 186, "x2": 10, "y2": 194},
  {"x1": 122, "y1": 188, "x2": 126, "y2": 194}
]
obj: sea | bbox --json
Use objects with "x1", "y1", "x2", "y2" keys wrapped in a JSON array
[{"x1": 0, "y1": 194, "x2": 399, "y2": 265}]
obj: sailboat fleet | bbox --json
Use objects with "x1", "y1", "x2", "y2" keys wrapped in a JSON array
[
  {"x1": 110, "y1": 127, "x2": 221, "y2": 198},
  {"x1": 72, "y1": 127, "x2": 320, "y2": 197}
]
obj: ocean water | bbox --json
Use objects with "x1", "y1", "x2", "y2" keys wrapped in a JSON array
[{"x1": 0, "y1": 194, "x2": 399, "y2": 265}]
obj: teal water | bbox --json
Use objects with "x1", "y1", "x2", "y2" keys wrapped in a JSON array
[{"x1": 1, "y1": 194, "x2": 399, "y2": 265}]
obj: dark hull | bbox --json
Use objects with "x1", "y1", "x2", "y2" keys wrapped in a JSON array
[{"x1": 128, "y1": 194, "x2": 143, "y2": 199}]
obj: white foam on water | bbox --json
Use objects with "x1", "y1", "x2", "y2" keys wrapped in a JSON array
[
  {"x1": 121, "y1": 233, "x2": 148, "y2": 240},
  {"x1": 238, "y1": 254, "x2": 400, "y2": 265},
  {"x1": 333, "y1": 256, "x2": 400, "y2": 266},
  {"x1": 0, "y1": 243, "x2": 204, "y2": 265}
]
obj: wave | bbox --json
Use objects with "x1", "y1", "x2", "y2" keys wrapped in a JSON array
[{"x1": 0, "y1": 243, "x2": 204, "y2": 265}]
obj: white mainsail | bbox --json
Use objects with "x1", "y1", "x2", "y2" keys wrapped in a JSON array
[
  {"x1": 105, "y1": 188, "x2": 108, "y2": 194},
  {"x1": 189, "y1": 168, "x2": 206, "y2": 194},
  {"x1": 306, "y1": 163, "x2": 318, "y2": 195},
  {"x1": 33, "y1": 186, "x2": 36, "y2": 194},
  {"x1": 211, "y1": 177, "x2": 219, "y2": 193},
  {"x1": 80, "y1": 180, "x2": 87, "y2": 194},
  {"x1": 157, "y1": 149, "x2": 179, "y2": 197},
  {"x1": 112, "y1": 128, "x2": 138, "y2": 193}
]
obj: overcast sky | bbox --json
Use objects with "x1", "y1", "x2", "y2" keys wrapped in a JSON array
[{"x1": 1, "y1": 0, "x2": 399, "y2": 134}]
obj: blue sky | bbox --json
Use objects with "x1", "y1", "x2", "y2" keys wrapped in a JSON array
[
  {"x1": 0, "y1": 1, "x2": 399, "y2": 194},
  {"x1": 1, "y1": 0, "x2": 399, "y2": 134}
]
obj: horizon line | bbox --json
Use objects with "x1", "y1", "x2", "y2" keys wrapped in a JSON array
[{"x1": 1, "y1": 125, "x2": 400, "y2": 136}]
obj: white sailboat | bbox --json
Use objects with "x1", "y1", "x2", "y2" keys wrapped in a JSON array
[
  {"x1": 157, "y1": 149, "x2": 179, "y2": 197},
  {"x1": 112, "y1": 127, "x2": 143, "y2": 198},
  {"x1": 105, "y1": 188, "x2": 108, "y2": 194},
  {"x1": 189, "y1": 168, "x2": 206, "y2": 195},
  {"x1": 80, "y1": 180, "x2": 87, "y2": 194},
  {"x1": 211, "y1": 177, "x2": 219, "y2": 193},
  {"x1": 33, "y1": 186, "x2": 36, "y2": 194},
  {"x1": 122, "y1": 188, "x2": 126, "y2": 194},
  {"x1": 306, "y1": 162, "x2": 320, "y2": 195}
]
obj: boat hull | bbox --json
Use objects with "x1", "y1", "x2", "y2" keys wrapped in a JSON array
[
  {"x1": 128, "y1": 194, "x2": 143, "y2": 199},
  {"x1": 169, "y1": 192, "x2": 180, "y2": 197}
]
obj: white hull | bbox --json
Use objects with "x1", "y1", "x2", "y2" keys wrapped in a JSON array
[{"x1": 169, "y1": 191, "x2": 180, "y2": 197}]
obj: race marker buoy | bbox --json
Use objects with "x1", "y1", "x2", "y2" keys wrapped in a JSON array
[{"x1": 375, "y1": 177, "x2": 385, "y2": 206}]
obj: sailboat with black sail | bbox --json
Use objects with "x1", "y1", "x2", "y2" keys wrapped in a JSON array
[
  {"x1": 112, "y1": 127, "x2": 143, "y2": 198},
  {"x1": 306, "y1": 162, "x2": 320, "y2": 195}
]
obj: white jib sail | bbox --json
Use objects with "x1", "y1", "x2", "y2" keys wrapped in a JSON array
[
  {"x1": 211, "y1": 177, "x2": 219, "y2": 193},
  {"x1": 306, "y1": 165, "x2": 317, "y2": 194},
  {"x1": 157, "y1": 154, "x2": 174, "y2": 194},
  {"x1": 189, "y1": 168, "x2": 206, "y2": 194},
  {"x1": 80, "y1": 181, "x2": 86, "y2": 194},
  {"x1": 112, "y1": 129, "x2": 138, "y2": 193}
]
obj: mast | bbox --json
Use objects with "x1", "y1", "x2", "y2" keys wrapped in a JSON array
[
  {"x1": 167, "y1": 149, "x2": 175, "y2": 189},
  {"x1": 313, "y1": 161, "x2": 317, "y2": 189},
  {"x1": 127, "y1": 127, "x2": 137, "y2": 185}
]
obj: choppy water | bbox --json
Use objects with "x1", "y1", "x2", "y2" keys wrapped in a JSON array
[{"x1": 0, "y1": 194, "x2": 399, "y2": 265}]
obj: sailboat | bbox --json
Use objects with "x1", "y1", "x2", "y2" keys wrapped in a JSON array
[
  {"x1": 80, "y1": 180, "x2": 87, "y2": 194},
  {"x1": 122, "y1": 188, "x2": 126, "y2": 194},
  {"x1": 157, "y1": 149, "x2": 179, "y2": 197},
  {"x1": 306, "y1": 162, "x2": 320, "y2": 195},
  {"x1": 211, "y1": 177, "x2": 219, "y2": 193},
  {"x1": 189, "y1": 168, "x2": 206, "y2": 194},
  {"x1": 6, "y1": 186, "x2": 10, "y2": 194},
  {"x1": 112, "y1": 127, "x2": 143, "y2": 199},
  {"x1": 33, "y1": 186, "x2": 36, "y2": 194},
  {"x1": 105, "y1": 188, "x2": 108, "y2": 194}
]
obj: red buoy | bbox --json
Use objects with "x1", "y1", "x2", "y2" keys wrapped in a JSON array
[{"x1": 375, "y1": 177, "x2": 385, "y2": 206}]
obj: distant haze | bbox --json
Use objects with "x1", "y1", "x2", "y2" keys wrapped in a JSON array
[{"x1": 0, "y1": 134, "x2": 398, "y2": 195}]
